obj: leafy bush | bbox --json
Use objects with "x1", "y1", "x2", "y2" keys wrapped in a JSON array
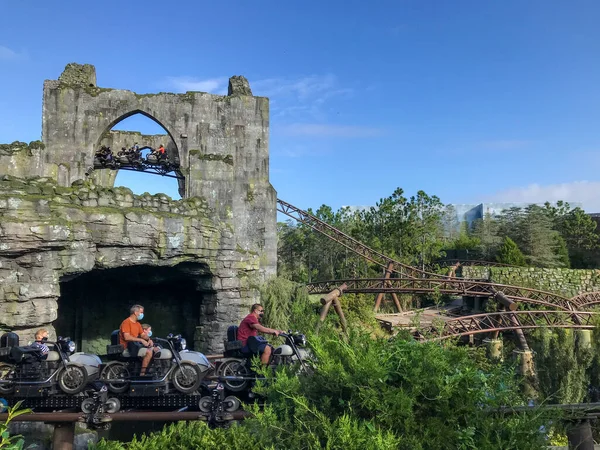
[
  {"x1": 94, "y1": 279, "x2": 551, "y2": 450},
  {"x1": 0, "y1": 402, "x2": 32, "y2": 450}
]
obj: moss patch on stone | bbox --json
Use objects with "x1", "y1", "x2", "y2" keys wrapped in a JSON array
[
  {"x1": 0, "y1": 141, "x2": 45, "y2": 156},
  {"x1": 188, "y1": 151, "x2": 234, "y2": 166}
]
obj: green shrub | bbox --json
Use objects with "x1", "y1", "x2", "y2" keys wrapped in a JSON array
[
  {"x1": 94, "y1": 278, "x2": 550, "y2": 449},
  {"x1": 0, "y1": 401, "x2": 32, "y2": 450}
]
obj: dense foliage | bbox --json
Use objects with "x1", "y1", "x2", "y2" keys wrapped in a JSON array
[
  {"x1": 278, "y1": 189, "x2": 600, "y2": 282},
  {"x1": 94, "y1": 281, "x2": 554, "y2": 450},
  {"x1": 0, "y1": 402, "x2": 31, "y2": 450}
]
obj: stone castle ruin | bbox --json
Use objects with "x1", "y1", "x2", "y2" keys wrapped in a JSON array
[{"x1": 0, "y1": 63, "x2": 277, "y2": 353}]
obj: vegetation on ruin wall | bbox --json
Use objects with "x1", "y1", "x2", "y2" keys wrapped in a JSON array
[
  {"x1": 94, "y1": 279, "x2": 551, "y2": 450},
  {"x1": 188, "y1": 150, "x2": 234, "y2": 166},
  {"x1": 277, "y1": 188, "x2": 600, "y2": 284},
  {"x1": 0, "y1": 141, "x2": 44, "y2": 156},
  {"x1": 463, "y1": 265, "x2": 600, "y2": 297},
  {"x1": 0, "y1": 176, "x2": 212, "y2": 223}
]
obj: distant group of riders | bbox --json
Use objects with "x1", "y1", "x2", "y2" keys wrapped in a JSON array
[{"x1": 95, "y1": 143, "x2": 168, "y2": 165}]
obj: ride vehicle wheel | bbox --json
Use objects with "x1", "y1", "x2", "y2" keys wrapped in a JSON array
[
  {"x1": 57, "y1": 364, "x2": 88, "y2": 395},
  {"x1": 223, "y1": 396, "x2": 241, "y2": 412},
  {"x1": 171, "y1": 362, "x2": 202, "y2": 394},
  {"x1": 0, "y1": 363, "x2": 15, "y2": 395},
  {"x1": 220, "y1": 360, "x2": 250, "y2": 392},
  {"x1": 81, "y1": 398, "x2": 95, "y2": 414},
  {"x1": 100, "y1": 362, "x2": 130, "y2": 394},
  {"x1": 198, "y1": 396, "x2": 213, "y2": 413},
  {"x1": 105, "y1": 397, "x2": 121, "y2": 414}
]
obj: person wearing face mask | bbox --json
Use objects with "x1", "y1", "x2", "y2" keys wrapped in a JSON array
[
  {"x1": 141, "y1": 324, "x2": 162, "y2": 355},
  {"x1": 237, "y1": 304, "x2": 284, "y2": 365},
  {"x1": 119, "y1": 305, "x2": 158, "y2": 375},
  {"x1": 31, "y1": 328, "x2": 50, "y2": 360}
]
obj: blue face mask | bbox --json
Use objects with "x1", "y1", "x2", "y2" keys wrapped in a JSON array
[
  {"x1": 146, "y1": 330, "x2": 152, "y2": 337},
  {"x1": 137, "y1": 312, "x2": 144, "y2": 320}
]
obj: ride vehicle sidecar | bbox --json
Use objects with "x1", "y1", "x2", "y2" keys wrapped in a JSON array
[{"x1": 0, "y1": 332, "x2": 101, "y2": 397}]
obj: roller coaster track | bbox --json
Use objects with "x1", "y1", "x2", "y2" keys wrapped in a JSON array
[
  {"x1": 278, "y1": 199, "x2": 600, "y2": 311},
  {"x1": 417, "y1": 310, "x2": 598, "y2": 341},
  {"x1": 570, "y1": 291, "x2": 600, "y2": 309},
  {"x1": 306, "y1": 278, "x2": 576, "y2": 311},
  {"x1": 277, "y1": 199, "x2": 445, "y2": 279}
]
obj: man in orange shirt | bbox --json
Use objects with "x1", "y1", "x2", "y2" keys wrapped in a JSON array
[{"x1": 119, "y1": 304, "x2": 157, "y2": 375}]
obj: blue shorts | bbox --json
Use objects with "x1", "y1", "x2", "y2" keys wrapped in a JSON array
[
  {"x1": 241, "y1": 343, "x2": 268, "y2": 355},
  {"x1": 127, "y1": 341, "x2": 145, "y2": 357},
  {"x1": 242, "y1": 336, "x2": 271, "y2": 355}
]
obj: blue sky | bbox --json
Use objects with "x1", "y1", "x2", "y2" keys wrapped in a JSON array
[{"x1": 2, "y1": 1, "x2": 600, "y2": 211}]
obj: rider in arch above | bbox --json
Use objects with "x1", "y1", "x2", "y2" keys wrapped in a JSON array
[
  {"x1": 237, "y1": 304, "x2": 284, "y2": 365},
  {"x1": 157, "y1": 144, "x2": 166, "y2": 159}
]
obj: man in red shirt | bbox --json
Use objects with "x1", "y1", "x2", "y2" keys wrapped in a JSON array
[
  {"x1": 119, "y1": 304, "x2": 158, "y2": 375},
  {"x1": 237, "y1": 304, "x2": 284, "y2": 365}
]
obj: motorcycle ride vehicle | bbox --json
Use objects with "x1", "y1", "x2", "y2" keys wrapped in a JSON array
[
  {"x1": 218, "y1": 327, "x2": 314, "y2": 393},
  {"x1": 0, "y1": 332, "x2": 101, "y2": 397},
  {"x1": 100, "y1": 332, "x2": 211, "y2": 395}
]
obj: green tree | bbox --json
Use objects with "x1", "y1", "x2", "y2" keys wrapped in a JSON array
[
  {"x1": 471, "y1": 213, "x2": 502, "y2": 260},
  {"x1": 554, "y1": 234, "x2": 571, "y2": 268},
  {"x1": 448, "y1": 222, "x2": 481, "y2": 254},
  {"x1": 407, "y1": 191, "x2": 445, "y2": 270},
  {"x1": 498, "y1": 205, "x2": 566, "y2": 268},
  {"x1": 496, "y1": 236, "x2": 526, "y2": 266},
  {"x1": 561, "y1": 208, "x2": 599, "y2": 268}
]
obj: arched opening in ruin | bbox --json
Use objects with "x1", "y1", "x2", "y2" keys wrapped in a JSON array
[
  {"x1": 93, "y1": 111, "x2": 185, "y2": 199},
  {"x1": 54, "y1": 263, "x2": 215, "y2": 354}
]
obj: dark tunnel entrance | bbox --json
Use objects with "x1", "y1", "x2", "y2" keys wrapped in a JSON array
[{"x1": 54, "y1": 263, "x2": 214, "y2": 355}]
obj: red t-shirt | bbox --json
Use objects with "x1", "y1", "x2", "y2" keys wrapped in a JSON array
[{"x1": 237, "y1": 314, "x2": 258, "y2": 345}]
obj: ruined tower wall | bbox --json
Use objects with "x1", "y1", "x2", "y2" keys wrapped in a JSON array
[
  {"x1": 0, "y1": 64, "x2": 279, "y2": 349},
  {"x1": 39, "y1": 64, "x2": 277, "y2": 277}
]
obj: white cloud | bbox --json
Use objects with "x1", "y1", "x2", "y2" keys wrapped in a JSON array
[
  {"x1": 487, "y1": 181, "x2": 600, "y2": 212},
  {"x1": 0, "y1": 45, "x2": 27, "y2": 61},
  {"x1": 252, "y1": 74, "x2": 352, "y2": 120},
  {"x1": 277, "y1": 123, "x2": 383, "y2": 138},
  {"x1": 164, "y1": 76, "x2": 227, "y2": 94}
]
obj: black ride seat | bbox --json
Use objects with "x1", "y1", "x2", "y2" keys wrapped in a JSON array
[
  {"x1": 227, "y1": 325, "x2": 238, "y2": 342},
  {"x1": 224, "y1": 325, "x2": 243, "y2": 356},
  {"x1": 10, "y1": 346, "x2": 47, "y2": 363},
  {"x1": 0, "y1": 332, "x2": 18, "y2": 360},
  {"x1": 106, "y1": 330, "x2": 124, "y2": 357}
]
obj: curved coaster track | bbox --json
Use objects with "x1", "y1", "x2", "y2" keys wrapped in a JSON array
[
  {"x1": 306, "y1": 278, "x2": 576, "y2": 311},
  {"x1": 375, "y1": 310, "x2": 598, "y2": 340},
  {"x1": 277, "y1": 199, "x2": 600, "y2": 339},
  {"x1": 277, "y1": 199, "x2": 447, "y2": 279},
  {"x1": 277, "y1": 199, "x2": 600, "y2": 312}
]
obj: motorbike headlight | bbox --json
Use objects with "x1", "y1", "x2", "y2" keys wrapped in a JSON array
[
  {"x1": 67, "y1": 340, "x2": 76, "y2": 353},
  {"x1": 180, "y1": 338, "x2": 187, "y2": 350}
]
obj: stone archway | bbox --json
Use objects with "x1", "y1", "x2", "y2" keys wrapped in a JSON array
[
  {"x1": 1, "y1": 63, "x2": 278, "y2": 298},
  {"x1": 93, "y1": 110, "x2": 185, "y2": 197},
  {"x1": 54, "y1": 263, "x2": 215, "y2": 353}
]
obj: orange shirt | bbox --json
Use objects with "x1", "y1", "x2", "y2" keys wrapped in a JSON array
[{"x1": 119, "y1": 318, "x2": 143, "y2": 348}]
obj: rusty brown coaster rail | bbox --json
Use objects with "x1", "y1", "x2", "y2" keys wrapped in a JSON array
[
  {"x1": 277, "y1": 199, "x2": 446, "y2": 279},
  {"x1": 417, "y1": 310, "x2": 598, "y2": 341},
  {"x1": 306, "y1": 278, "x2": 576, "y2": 311},
  {"x1": 277, "y1": 199, "x2": 600, "y2": 312}
]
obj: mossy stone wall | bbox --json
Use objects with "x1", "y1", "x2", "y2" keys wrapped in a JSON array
[{"x1": 462, "y1": 266, "x2": 600, "y2": 297}]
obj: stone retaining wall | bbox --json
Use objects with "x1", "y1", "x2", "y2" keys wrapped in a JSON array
[
  {"x1": 0, "y1": 175, "x2": 264, "y2": 352},
  {"x1": 462, "y1": 266, "x2": 600, "y2": 297}
]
